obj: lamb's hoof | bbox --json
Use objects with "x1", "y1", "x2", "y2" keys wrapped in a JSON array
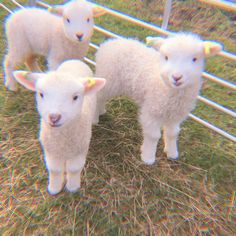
[
  {"x1": 92, "y1": 116, "x2": 100, "y2": 125},
  {"x1": 167, "y1": 156, "x2": 179, "y2": 161},
  {"x1": 48, "y1": 184, "x2": 63, "y2": 195},
  {"x1": 141, "y1": 156, "x2": 156, "y2": 165},
  {"x1": 99, "y1": 108, "x2": 106, "y2": 116},
  {"x1": 66, "y1": 182, "x2": 80, "y2": 193}
]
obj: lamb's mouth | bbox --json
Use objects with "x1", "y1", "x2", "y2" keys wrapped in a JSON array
[
  {"x1": 173, "y1": 81, "x2": 183, "y2": 87},
  {"x1": 49, "y1": 123, "x2": 62, "y2": 128}
]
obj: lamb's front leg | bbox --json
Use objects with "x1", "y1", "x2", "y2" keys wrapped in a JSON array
[
  {"x1": 140, "y1": 112, "x2": 161, "y2": 165},
  {"x1": 66, "y1": 156, "x2": 86, "y2": 193},
  {"x1": 163, "y1": 123, "x2": 180, "y2": 160},
  {"x1": 45, "y1": 155, "x2": 65, "y2": 195}
]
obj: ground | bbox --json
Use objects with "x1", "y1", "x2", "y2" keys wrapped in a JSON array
[{"x1": 0, "y1": 0, "x2": 236, "y2": 235}]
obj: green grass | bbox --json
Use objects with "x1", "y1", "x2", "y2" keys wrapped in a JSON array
[{"x1": 0, "y1": 0, "x2": 236, "y2": 235}]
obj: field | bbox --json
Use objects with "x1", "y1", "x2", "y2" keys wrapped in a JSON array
[{"x1": 0, "y1": 0, "x2": 236, "y2": 235}]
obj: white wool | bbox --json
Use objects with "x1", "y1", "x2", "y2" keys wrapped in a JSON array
[
  {"x1": 95, "y1": 33, "x2": 221, "y2": 164},
  {"x1": 3, "y1": 0, "x2": 96, "y2": 91},
  {"x1": 13, "y1": 60, "x2": 106, "y2": 194}
]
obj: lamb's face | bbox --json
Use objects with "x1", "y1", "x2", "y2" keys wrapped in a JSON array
[
  {"x1": 13, "y1": 69, "x2": 106, "y2": 128},
  {"x1": 159, "y1": 35, "x2": 205, "y2": 89},
  {"x1": 146, "y1": 33, "x2": 222, "y2": 89},
  {"x1": 36, "y1": 73, "x2": 85, "y2": 127},
  {"x1": 62, "y1": 1, "x2": 94, "y2": 43}
]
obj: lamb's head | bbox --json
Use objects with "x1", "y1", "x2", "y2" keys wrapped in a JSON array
[
  {"x1": 146, "y1": 33, "x2": 222, "y2": 89},
  {"x1": 49, "y1": 0, "x2": 106, "y2": 43},
  {"x1": 13, "y1": 71, "x2": 106, "y2": 128}
]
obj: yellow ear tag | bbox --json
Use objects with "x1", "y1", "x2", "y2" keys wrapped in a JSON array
[
  {"x1": 87, "y1": 77, "x2": 96, "y2": 88},
  {"x1": 146, "y1": 37, "x2": 155, "y2": 46},
  {"x1": 48, "y1": 7, "x2": 53, "y2": 12},
  {"x1": 204, "y1": 42, "x2": 211, "y2": 56}
]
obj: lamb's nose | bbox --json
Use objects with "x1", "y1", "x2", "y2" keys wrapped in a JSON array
[
  {"x1": 49, "y1": 114, "x2": 61, "y2": 124},
  {"x1": 76, "y1": 33, "x2": 83, "y2": 41},
  {"x1": 172, "y1": 74, "x2": 183, "y2": 82}
]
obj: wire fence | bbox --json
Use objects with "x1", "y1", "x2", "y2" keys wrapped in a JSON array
[{"x1": 0, "y1": 0, "x2": 235, "y2": 142}]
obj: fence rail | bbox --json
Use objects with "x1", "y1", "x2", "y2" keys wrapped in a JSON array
[{"x1": 0, "y1": 0, "x2": 235, "y2": 142}]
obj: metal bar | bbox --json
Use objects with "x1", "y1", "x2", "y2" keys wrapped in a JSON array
[
  {"x1": 161, "y1": 0, "x2": 173, "y2": 30},
  {"x1": 89, "y1": 42, "x2": 99, "y2": 50},
  {"x1": 94, "y1": 25, "x2": 123, "y2": 39},
  {"x1": 198, "y1": 0, "x2": 236, "y2": 12},
  {"x1": 0, "y1": 3, "x2": 13, "y2": 13},
  {"x1": 202, "y1": 72, "x2": 236, "y2": 90},
  {"x1": 189, "y1": 114, "x2": 236, "y2": 142},
  {"x1": 36, "y1": 0, "x2": 50, "y2": 8},
  {"x1": 84, "y1": 57, "x2": 96, "y2": 66},
  {"x1": 11, "y1": 0, "x2": 24, "y2": 8},
  {"x1": 197, "y1": 96, "x2": 236, "y2": 117},
  {"x1": 91, "y1": 2, "x2": 171, "y2": 36},
  {"x1": 218, "y1": 50, "x2": 236, "y2": 61}
]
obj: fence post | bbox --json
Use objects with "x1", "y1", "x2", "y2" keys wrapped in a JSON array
[{"x1": 161, "y1": 0, "x2": 173, "y2": 30}]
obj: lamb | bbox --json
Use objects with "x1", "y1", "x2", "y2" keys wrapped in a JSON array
[
  {"x1": 3, "y1": 0, "x2": 105, "y2": 91},
  {"x1": 95, "y1": 33, "x2": 222, "y2": 165},
  {"x1": 13, "y1": 60, "x2": 106, "y2": 195}
]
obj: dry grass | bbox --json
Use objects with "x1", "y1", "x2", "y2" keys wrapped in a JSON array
[{"x1": 0, "y1": 0, "x2": 236, "y2": 235}]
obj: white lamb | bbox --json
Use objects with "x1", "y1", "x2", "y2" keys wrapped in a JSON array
[
  {"x1": 95, "y1": 33, "x2": 222, "y2": 165},
  {"x1": 3, "y1": 0, "x2": 105, "y2": 91},
  {"x1": 13, "y1": 60, "x2": 106, "y2": 195}
]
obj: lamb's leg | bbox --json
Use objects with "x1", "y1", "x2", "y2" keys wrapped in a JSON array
[
  {"x1": 25, "y1": 55, "x2": 42, "y2": 72},
  {"x1": 45, "y1": 155, "x2": 65, "y2": 195},
  {"x1": 66, "y1": 156, "x2": 86, "y2": 192},
  {"x1": 3, "y1": 54, "x2": 18, "y2": 91},
  {"x1": 140, "y1": 112, "x2": 161, "y2": 165},
  {"x1": 93, "y1": 94, "x2": 107, "y2": 124},
  {"x1": 163, "y1": 123, "x2": 180, "y2": 160}
]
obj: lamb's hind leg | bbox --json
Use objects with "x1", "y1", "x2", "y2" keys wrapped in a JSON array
[
  {"x1": 93, "y1": 94, "x2": 107, "y2": 124},
  {"x1": 163, "y1": 123, "x2": 180, "y2": 160},
  {"x1": 140, "y1": 112, "x2": 161, "y2": 165},
  {"x1": 25, "y1": 55, "x2": 42, "y2": 72}
]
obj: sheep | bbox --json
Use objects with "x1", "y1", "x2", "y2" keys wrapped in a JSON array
[
  {"x1": 95, "y1": 33, "x2": 222, "y2": 165},
  {"x1": 3, "y1": 0, "x2": 106, "y2": 91},
  {"x1": 13, "y1": 60, "x2": 106, "y2": 195}
]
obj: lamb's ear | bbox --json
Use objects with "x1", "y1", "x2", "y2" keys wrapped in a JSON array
[
  {"x1": 13, "y1": 71, "x2": 42, "y2": 91},
  {"x1": 203, "y1": 41, "x2": 223, "y2": 57},
  {"x1": 146, "y1": 36, "x2": 165, "y2": 50},
  {"x1": 92, "y1": 5, "x2": 106, "y2": 17},
  {"x1": 82, "y1": 77, "x2": 106, "y2": 95},
  {"x1": 48, "y1": 6, "x2": 64, "y2": 16}
]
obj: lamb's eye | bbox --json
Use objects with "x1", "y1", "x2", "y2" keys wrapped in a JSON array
[
  {"x1": 165, "y1": 56, "x2": 168, "y2": 61},
  {"x1": 39, "y1": 92, "x2": 44, "y2": 98},
  {"x1": 192, "y1": 57, "x2": 197, "y2": 62},
  {"x1": 87, "y1": 18, "x2": 90, "y2": 23},
  {"x1": 67, "y1": 18, "x2": 70, "y2": 23},
  {"x1": 73, "y1": 95, "x2": 78, "y2": 101}
]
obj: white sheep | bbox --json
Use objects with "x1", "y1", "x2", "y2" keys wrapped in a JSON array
[
  {"x1": 95, "y1": 33, "x2": 222, "y2": 165},
  {"x1": 13, "y1": 60, "x2": 106, "y2": 195},
  {"x1": 3, "y1": 0, "x2": 105, "y2": 91}
]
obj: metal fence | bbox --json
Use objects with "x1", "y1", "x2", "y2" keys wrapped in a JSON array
[{"x1": 0, "y1": 0, "x2": 235, "y2": 142}]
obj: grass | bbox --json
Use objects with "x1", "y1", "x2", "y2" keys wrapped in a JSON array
[{"x1": 0, "y1": 0, "x2": 236, "y2": 235}]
